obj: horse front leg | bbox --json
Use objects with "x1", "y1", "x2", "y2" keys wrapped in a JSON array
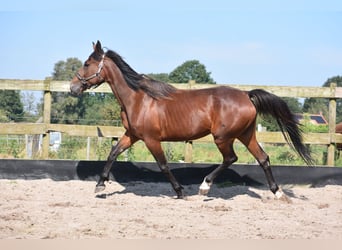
[
  {"x1": 95, "y1": 133, "x2": 137, "y2": 193},
  {"x1": 145, "y1": 140, "x2": 184, "y2": 198}
]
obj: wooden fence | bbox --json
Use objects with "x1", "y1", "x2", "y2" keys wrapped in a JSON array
[{"x1": 1, "y1": 78, "x2": 342, "y2": 166}]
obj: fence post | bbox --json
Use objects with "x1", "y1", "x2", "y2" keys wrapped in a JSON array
[
  {"x1": 184, "y1": 141, "x2": 193, "y2": 163},
  {"x1": 42, "y1": 77, "x2": 52, "y2": 159},
  {"x1": 327, "y1": 82, "x2": 337, "y2": 166},
  {"x1": 86, "y1": 137, "x2": 91, "y2": 160},
  {"x1": 188, "y1": 80, "x2": 196, "y2": 89}
]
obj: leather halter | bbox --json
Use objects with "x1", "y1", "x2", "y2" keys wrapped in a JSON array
[{"x1": 76, "y1": 54, "x2": 105, "y2": 89}]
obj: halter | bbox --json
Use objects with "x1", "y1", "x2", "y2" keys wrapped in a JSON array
[{"x1": 76, "y1": 54, "x2": 105, "y2": 89}]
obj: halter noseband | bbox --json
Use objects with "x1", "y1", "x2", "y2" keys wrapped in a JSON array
[{"x1": 76, "y1": 54, "x2": 105, "y2": 89}]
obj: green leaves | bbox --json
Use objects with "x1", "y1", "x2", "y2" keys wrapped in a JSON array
[
  {"x1": 51, "y1": 57, "x2": 122, "y2": 125},
  {"x1": 169, "y1": 60, "x2": 215, "y2": 84},
  {"x1": 0, "y1": 90, "x2": 24, "y2": 122},
  {"x1": 52, "y1": 57, "x2": 82, "y2": 81},
  {"x1": 303, "y1": 75, "x2": 342, "y2": 124}
]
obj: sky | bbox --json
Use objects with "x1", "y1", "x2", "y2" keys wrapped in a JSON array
[{"x1": 1, "y1": 0, "x2": 342, "y2": 87}]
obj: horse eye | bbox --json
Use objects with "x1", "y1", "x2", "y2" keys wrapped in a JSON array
[{"x1": 84, "y1": 62, "x2": 89, "y2": 67}]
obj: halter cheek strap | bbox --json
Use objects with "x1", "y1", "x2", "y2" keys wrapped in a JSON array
[{"x1": 76, "y1": 54, "x2": 105, "y2": 89}]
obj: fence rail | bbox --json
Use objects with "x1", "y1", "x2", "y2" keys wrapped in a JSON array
[{"x1": 1, "y1": 78, "x2": 342, "y2": 165}]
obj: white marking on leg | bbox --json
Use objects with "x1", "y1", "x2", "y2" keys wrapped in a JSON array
[
  {"x1": 275, "y1": 189, "x2": 284, "y2": 199},
  {"x1": 199, "y1": 179, "x2": 211, "y2": 195},
  {"x1": 274, "y1": 188, "x2": 292, "y2": 203}
]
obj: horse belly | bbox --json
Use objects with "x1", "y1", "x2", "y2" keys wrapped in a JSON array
[
  {"x1": 160, "y1": 107, "x2": 211, "y2": 141},
  {"x1": 162, "y1": 124, "x2": 210, "y2": 141}
]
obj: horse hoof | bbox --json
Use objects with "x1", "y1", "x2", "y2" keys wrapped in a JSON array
[
  {"x1": 94, "y1": 185, "x2": 106, "y2": 193},
  {"x1": 198, "y1": 188, "x2": 209, "y2": 196},
  {"x1": 274, "y1": 189, "x2": 292, "y2": 204},
  {"x1": 176, "y1": 192, "x2": 185, "y2": 199},
  {"x1": 198, "y1": 179, "x2": 211, "y2": 196}
]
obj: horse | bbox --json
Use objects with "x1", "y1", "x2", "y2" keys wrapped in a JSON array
[{"x1": 70, "y1": 41, "x2": 313, "y2": 199}]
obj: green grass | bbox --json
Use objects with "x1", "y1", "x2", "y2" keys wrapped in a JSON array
[
  {"x1": 1, "y1": 134, "x2": 341, "y2": 166},
  {"x1": 55, "y1": 136, "x2": 339, "y2": 166},
  {"x1": 0, "y1": 135, "x2": 26, "y2": 158}
]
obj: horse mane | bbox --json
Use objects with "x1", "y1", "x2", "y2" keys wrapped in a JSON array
[{"x1": 103, "y1": 50, "x2": 176, "y2": 99}]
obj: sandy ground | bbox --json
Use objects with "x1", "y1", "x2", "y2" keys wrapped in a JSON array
[{"x1": 0, "y1": 179, "x2": 341, "y2": 239}]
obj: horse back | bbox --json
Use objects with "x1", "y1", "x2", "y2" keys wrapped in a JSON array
[{"x1": 143, "y1": 86, "x2": 256, "y2": 141}]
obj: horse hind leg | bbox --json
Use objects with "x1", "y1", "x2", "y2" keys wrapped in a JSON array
[
  {"x1": 199, "y1": 139, "x2": 237, "y2": 195},
  {"x1": 239, "y1": 133, "x2": 289, "y2": 201}
]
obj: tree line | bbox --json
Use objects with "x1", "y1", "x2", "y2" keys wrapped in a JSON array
[{"x1": 0, "y1": 57, "x2": 341, "y2": 131}]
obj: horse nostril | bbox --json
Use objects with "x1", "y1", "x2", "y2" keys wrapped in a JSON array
[
  {"x1": 70, "y1": 84, "x2": 82, "y2": 96},
  {"x1": 70, "y1": 89, "x2": 77, "y2": 97}
]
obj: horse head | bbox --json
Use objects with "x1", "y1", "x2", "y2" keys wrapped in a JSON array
[{"x1": 70, "y1": 41, "x2": 106, "y2": 96}]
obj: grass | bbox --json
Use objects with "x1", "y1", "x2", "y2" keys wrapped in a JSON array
[
  {"x1": 1, "y1": 134, "x2": 341, "y2": 166},
  {"x1": 55, "y1": 136, "x2": 340, "y2": 166}
]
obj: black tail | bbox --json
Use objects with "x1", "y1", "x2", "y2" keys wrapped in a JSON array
[{"x1": 248, "y1": 89, "x2": 313, "y2": 165}]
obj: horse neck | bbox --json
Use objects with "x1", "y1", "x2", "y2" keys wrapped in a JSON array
[{"x1": 104, "y1": 60, "x2": 141, "y2": 109}]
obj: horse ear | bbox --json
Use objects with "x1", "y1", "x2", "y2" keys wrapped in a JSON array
[
  {"x1": 92, "y1": 40, "x2": 104, "y2": 56},
  {"x1": 94, "y1": 40, "x2": 103, "y2": 54}
]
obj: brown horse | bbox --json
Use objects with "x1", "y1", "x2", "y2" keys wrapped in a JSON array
[{"x1": 70, "y1": 41, "x2": 313, "y2": 199}]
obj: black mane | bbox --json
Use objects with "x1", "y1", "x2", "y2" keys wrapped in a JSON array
[{"x1": 102, "y1": 50, "x2": 176, "y2": 99}]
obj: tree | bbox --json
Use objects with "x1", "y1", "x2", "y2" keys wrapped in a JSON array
[
  {"x1": 51, "y1": 92, "x2": 84, "y2": 124},
  {"x1": 169, "y1": 60, "x2": 215, "y2": 84},
  {"x1": 0, "y1": 90, "x2": 24, "y2": 122},
  {"x1": 53, "y1": 58, "x2": 83, "y2": 80},
  {"x1": 323, "y1": 76, "x2": 342, "y2": 123},
  {"x1": 303, "y1": 75, "x2": 342, "y2": 123},
  {"x1": 258, "y1": 97, "x2": 303, "y2": 131},
  {"x1": 51, "y1": 57, "x2": 83, "y2": 124},
  {"x1": 81, "y1": 93, "x2": 121, "y2": 126},
  {"x1": 283, "y1": 97, "x2": 302, "y2": 113},
  {"x1": 0, "y1": 109, "x2": 9, "y2": 122},
  {"x1": 147, "y1": 73, "x2": 170, "y2": 83},
  {"x1": 51, "y1": 57, "x2": 122, "y2": 125},
  {"x1": 302, "y1": 97, "x2": 328, "y2": 122},
  {"x1": 20, "y1": 91, "x2": 41, "y2": 122}
]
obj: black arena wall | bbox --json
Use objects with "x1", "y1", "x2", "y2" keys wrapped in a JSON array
[{"x1": 0, "y1": 160, "x2": 341, "y2": 187}]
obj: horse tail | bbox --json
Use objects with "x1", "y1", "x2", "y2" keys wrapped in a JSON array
[{"x1": 248, "y1": 89, "x2": 313, "y2": 165}]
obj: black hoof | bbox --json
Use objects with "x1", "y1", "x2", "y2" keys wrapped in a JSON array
[
  {"x1": 176, "y1": 189, "x2": 185, "y2": 199},
  {"x1": 177, "y1": 194, "x2": 185, "y2": 199},
  {"x1": 95, "y1": 184, "x2": 106, "y2": 193}
]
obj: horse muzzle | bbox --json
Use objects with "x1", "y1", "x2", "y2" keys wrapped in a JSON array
[{"x1": 70, "y1": 82, "x2": 84, "y2": 96}]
